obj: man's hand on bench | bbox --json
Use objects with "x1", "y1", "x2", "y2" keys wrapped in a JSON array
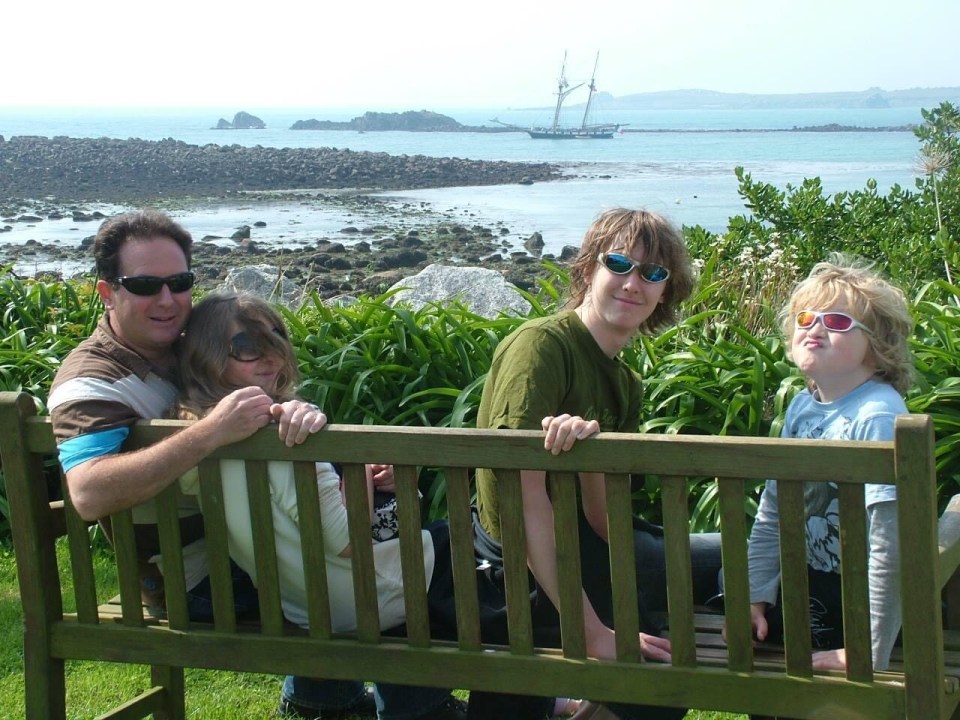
[{"x1": 587, "y1": 623, "x2": 673, "y2": 663}]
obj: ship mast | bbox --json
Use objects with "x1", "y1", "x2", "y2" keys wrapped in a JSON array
[
  {"x1": 551, "y1": 51, "x2": 583, "y2": 131},
  {"x1": 580, "y1": 52, "x2": 601, "y2": 131}
]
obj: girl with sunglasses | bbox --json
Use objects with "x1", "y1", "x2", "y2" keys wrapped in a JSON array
[
  {"x1": 471, "y1": 209, "x2": 719, "y2": 720},
  {"x1": 173, "y1": 292, "x2": 474, "y2": 720},
  {"x1": 737, "y1": 255, "x2": 914, "y2": 677}
]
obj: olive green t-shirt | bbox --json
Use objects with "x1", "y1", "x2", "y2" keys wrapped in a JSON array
[{"x1": 475, "y1": 310, "x2": 642, "y2": 542}]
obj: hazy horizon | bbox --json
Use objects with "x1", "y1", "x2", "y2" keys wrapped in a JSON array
[{"x1": 6, "y1": 85, "x2": 959, "y2": 114}]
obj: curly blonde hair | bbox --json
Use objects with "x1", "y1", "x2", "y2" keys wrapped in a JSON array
[
  {"x1": 781, "y1": 254, "x2": 915, "y2": 394},
  {"x1": 565, "y1": 208, "x2": 696, "y2": 333},
  {"x1": 175, "y1": 293, "x2": 300, "y2": 419}
]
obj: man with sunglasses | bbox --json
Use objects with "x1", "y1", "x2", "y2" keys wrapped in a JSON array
[
  {"x1": 45, "y1": 210, "x2": 370, "y2": 718},
  {"x1": 469, "y1": 209, "x2": 720, "y2": 720}
]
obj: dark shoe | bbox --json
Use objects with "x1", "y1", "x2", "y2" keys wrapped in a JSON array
[
  {"x1": 416, "y1": 695, "x2": 469, "y2": 720},
  {"x1": 278, "y1": 687, "x2": 378, "y2": 719}
]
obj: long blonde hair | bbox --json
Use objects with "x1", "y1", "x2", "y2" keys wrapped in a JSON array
[{"x1": 176, "y1": 293, "x2": 300, "y2": 419}]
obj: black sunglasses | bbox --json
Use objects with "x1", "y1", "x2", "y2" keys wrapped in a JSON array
[
  {"x1": 110, "y1": 272, "x2": 195, "y2": 296},
  {"x1": 229, "y1": 327, "x2": 287, "y2": 362},
  {"x1": 598, "y1": 253, "x2": 671, "y2": 283}
]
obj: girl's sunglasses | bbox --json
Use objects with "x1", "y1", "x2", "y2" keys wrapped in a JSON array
[
  {"x1": 597, "y1": 253, "x2": 670, "y2": 283},
  {"x1": 795, "y1": 310, "x2": 873, "y2": 335},
  {"x1": 228, "y1": 327, "x2": 287, "y2": 362},
  {"x1": 110, "y1": 272, "x2": 195, "y2": 296}
]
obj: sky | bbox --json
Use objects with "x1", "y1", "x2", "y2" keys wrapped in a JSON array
[{"x1": 5, "y1": 0, "x2": 958, "y2": 110}]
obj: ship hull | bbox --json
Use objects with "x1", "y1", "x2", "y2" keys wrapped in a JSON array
[{"x1": 527, "y1": 127, "x2": 616, "y2": 139}]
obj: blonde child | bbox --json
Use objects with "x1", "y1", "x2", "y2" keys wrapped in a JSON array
[{"x1": 742, "y1": 255, "x2": 913, "y2": 672}]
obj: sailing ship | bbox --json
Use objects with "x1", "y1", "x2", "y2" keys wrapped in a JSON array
[{"x1": 527, "y1": 52, "x2": 619, "y2": 139}]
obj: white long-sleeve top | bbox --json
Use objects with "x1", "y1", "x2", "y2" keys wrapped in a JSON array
[{"x1": 179, "y1": 460, "x2": 435, "y2": 631}]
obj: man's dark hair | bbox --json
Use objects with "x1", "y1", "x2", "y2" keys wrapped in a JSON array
[{"x1": 93, "y1": 209, "x2": 193, "y2": 280}]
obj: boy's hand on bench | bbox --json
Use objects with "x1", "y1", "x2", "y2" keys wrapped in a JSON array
[
  {"x1": 721, "y1": 601, "x2": 770, "y2": 645},
  {"x1": 587, "y1": 625, "x2": 672, "y2": 663},
  {"x1": 542, "y1": 414, "x2": 600, "y2": 455}
]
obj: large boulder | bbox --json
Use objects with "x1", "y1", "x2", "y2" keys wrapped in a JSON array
[
  {"x1": 386, "y1": 264, "x2": 531, "y2": 319},
  {"x1": 216, "y1": 265, "x2": 303, "y2": 308}
]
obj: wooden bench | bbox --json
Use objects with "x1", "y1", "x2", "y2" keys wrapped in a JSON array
[{"x1": 4, "y1": 389, "x2": 960, "y2": 720}]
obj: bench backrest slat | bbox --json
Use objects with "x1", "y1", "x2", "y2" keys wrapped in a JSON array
[
  {"x1": 777, "y1": 478, "x2": 814, "y2": 676},
  {"x1": 497, "y1": 467, "x2": 535, "y2": 655},
  {"x1": 61, "y1": 476, "x2": 99, "y2": 624},
  {"x1": 837, "y1": 483, "x2": 873, "y2": 682},
  {"x1": 443, "y1": 465, "x2": 483, "y2": 651},
  {"x1": 108, "y1": 509, "x2": 146, "y2": 627},
  {"x1": 717, "y1": 477, "x2": 752, "y2": 672},
  {"x1": 197, "y1": 458, "x2": 239, "y2": 632},
  {"x1": 394, "y1": 464, "x2": 431, "y2": 647},
  {"x1": 895, "y1": 414, "x2": 944, "y2": 719},
  {"x1": 343, "y1": 462, "x2": 382, "y2": 643},
  {"x1": 606, "y1": 472, "x2": 642, "y2": 664},
  {"x1": 661, "y1": 475, "x2": 696, "y2": 667},
  {"x1": 246, "y1": 459, "x2": 286, "y2": 636},
  {"x1": 292, "y1": 459, "x2": 333, "y2": 639},
  {"x1": 154, "y1": 483, "x2": 190, "y2": 629},
  {"x1": 550, "y1": 470, "x2": 587, "y2": 660}
]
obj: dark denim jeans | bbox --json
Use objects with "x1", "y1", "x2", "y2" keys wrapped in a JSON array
[{"x1": 187, "y1": 564, "x2": 371, "y2": 715}]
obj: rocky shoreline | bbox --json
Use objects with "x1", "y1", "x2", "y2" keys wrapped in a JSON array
[
  {"x1": 0, "y1": 135, "x2": 561, "y2": 202},
  {"x1": 0, "y1": 136, "x2": 574, "y2": 298}
]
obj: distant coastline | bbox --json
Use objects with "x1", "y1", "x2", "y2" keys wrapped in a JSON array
[
  {"x1": 621, "y1": 123, "x2": 916, "y2": 134},
  {"x1": 282, "y1": 109, "x2": 916, "y2": 135}
]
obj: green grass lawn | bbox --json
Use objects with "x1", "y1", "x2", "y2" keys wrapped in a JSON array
[{"x1": 0, "y1": 544, "x2": 743, "y2": 719}]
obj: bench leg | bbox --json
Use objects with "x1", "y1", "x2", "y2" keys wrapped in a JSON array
[
  {"x1": 24, "y1": 653, "x2": 65, "y2": 720},
  {"x1": 150, "y1": 665, "x2": 185, "y2": 720}
]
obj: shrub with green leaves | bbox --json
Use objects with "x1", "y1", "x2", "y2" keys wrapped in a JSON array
[{"x1": 0, "y1": 274, "x2": 101, "y2": 405}]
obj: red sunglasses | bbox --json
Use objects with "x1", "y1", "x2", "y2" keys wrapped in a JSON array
[{"x1": 795, "y1": 310, "x2": 873, "y2": 335}]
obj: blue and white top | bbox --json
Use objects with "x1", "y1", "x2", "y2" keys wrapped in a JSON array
[{"x1": 748, "y1": 379, "x2": 906, "y2": 669}]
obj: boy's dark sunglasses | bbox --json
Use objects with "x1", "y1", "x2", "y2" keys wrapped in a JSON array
[
  {"x1": 795, "y1": 310, "x2": 873, "y2": 335},
  {"x1": 229, "y1": 327, "x2": 287, "y2": 362},
  {"x1": 598, "y1": 253, "x2": 670, "y2": 283},
  {"x1": 110, "y1": 272, "x2": 195, "y2": 296}
]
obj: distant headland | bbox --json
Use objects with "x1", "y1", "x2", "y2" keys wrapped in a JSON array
[
  {"x1": 213, "y1": 111, "x2": 266, "y2": 130},
  {"x1": 290, "y1": 110, "x2": 511, "y2": 133}
]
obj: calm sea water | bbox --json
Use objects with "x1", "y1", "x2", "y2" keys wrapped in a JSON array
[{"x1": 0, "y1": 104, "x2": 930, "y2": 274}]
